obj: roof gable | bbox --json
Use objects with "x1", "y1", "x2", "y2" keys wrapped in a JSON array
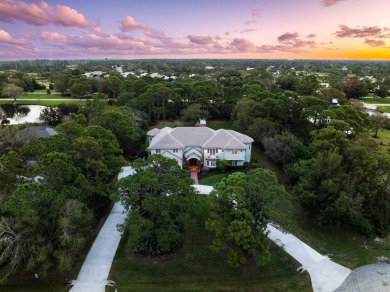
[
  {"x1": 202, "y1": 129, "x2": 233, "y2": 148},
  {"x1": 226, "y1": 130, "x2": 254, "y2": 143},
  {"x1": 148, "y1": 133, "x2": 184, "y2": 150}
]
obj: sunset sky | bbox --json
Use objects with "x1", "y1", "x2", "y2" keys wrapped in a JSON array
[{"x1": 1, "y1": 0, "x2": 390, "y2": 60}]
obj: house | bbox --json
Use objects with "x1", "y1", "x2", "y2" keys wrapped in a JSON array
[
  {"x1": 146, "y1": 126, "x2": 253, "y2": 170},
  {"x1": 18, "y1": 126, "x2": 58, "y2": 140}
]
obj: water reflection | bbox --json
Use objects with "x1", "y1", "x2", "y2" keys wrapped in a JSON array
[{"x1": 0, "y1": 105, "x2": 47, "y2": 125}]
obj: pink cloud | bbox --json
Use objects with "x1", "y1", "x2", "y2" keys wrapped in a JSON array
[
  {"x1": 120, "y1": 15, "x2": 147, "y2": 31},
  {"x1": 335, "y1": 25, "x2": 383, "y2": 38},
  {"x1": 0, "y1": 0, "x2": 90, "y2": 28},
  {"x1": 0, "y1": 29, "x2": 28, "y2": 45},
  {"x1": 241, "y1": 28, "x2": 257, "y2": 34},
  {"x1": 322, "y1": 0, "x2": 347, "y2": 7},
  {"x1": 307, "y1": 34, "x2": 317, "y2": 39},
  {"x1": 230, "y1": 38, "x2": 255, "y2": 52},
  {"x1": 0, "y1": 29, "x2": 38, "y2": 58},
  {"x1": 251, "y1": 8, "x2": 261, "y2": 17},
  {"x1": 119, "y1": 15, "x2": 167, "y2": 42},
  {"x1": 187, "y1": 35, "x2": 214, "y2": 45},
  {"x1": 244, "y1": 20, "x2": 257, "y2": 26},
  {"x1": 278, "y1": 32, "x2": 299, "y2": 43},
  {"x1": 277, "y1": 33, "x2": 317, "y2": 48},
  {"x1": 364, "y1": 39, "x2": 385, "y2": 47}
]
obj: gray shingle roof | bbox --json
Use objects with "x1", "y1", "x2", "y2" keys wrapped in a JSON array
[
  {"x1": 147, "y1": 128, "x2": 160, "y2": 137},
  {"x1": 18, "y1": 126, "x2": 58, "y2": 138},
  {"x1": 169, "y1": 127, "x2": 215, "y2": 146},
  {"x1": 224, "y1": 138, "x2": 247, "y2": 149},
  {"x1": 147, "y1": 127, "x2": 252, "y2": 150},
  {"x1": 148, "y1": 133, "x2": 184, "y2": 150},
  {"x1": 202, "y1": 129, "x2": 235, "y2": 148},
  {"x1": 226, "y1": 130, "x2": 254, "y2": 143}
]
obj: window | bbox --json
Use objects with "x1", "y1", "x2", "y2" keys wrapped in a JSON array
[
  {"x1": 249, "y1": 145, "x2": 251, "y2": 150},
  {"x1": 207, "y1": 160, "x2": 216, "y2": 167},
  {"x1": 173, "y1": 149, "x2": 178, "y2": 153},
  {"x1": 232, "y1": 149, "x2": 238, "y2": 154},
  {"x1": 156, "y1": 149, "x2": 161, "y2": 154},
  {"x1": 208, "y1": 148, "x2": 216, "y2": 155},
  {"x1": 229, "y1": 160, "x2": 238, "y2": 166}
]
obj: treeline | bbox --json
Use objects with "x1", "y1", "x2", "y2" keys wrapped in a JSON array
[{"x1": 0, "y1": 101, "x2": 145, "y2": 281}]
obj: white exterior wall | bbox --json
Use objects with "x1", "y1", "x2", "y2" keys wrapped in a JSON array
[
  {"x1": 224, "y1": 149, "x2": 246, "y2": 161},
  {"x1": 150, "y1": 149, "x2": 183, "y2": 167},
  {"x1": 245, "y1": 143, "x2": 252, "y2": 162}
]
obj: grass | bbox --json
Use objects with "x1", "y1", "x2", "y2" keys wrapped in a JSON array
[
  {"x1": 362, "y1": 97, "x2": 390, "y2": 104},
  {"x1": 198, "y1": 172, "x2": 230, "y2": 187},
  {"x1": 0, "y1": 100, "x2": 87, "y2": 106},
  {"x1": 20, "y1": 93, "x2": 62, "y2": 99},
  {"x1": 108, "y1": 196, "x2": 311, "y2": 291},
  {"x1": 376, "y1": 106, "x2": 390, "y2": 113}
]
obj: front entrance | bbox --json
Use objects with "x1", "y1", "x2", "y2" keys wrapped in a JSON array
[{"x1": 188, "y1": 158, "x2": 198, "y2": 172}]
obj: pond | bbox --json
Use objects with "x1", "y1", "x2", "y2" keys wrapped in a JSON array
[{"x1": 0, "y1": 105, "x2": 47, "y2": 125}]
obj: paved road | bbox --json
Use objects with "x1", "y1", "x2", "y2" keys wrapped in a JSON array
[{"x1": 1, "y1": 98, "x2": 87, "y2": 101}]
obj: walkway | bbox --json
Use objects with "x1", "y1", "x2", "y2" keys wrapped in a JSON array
[
  {"x1": 190, "y1": 171, "x2": 199, "y2": 184},
  {"x1": 267, "y1": 224, "x2": 351, "y2": 292},
  {"x1": 69, "y1": 202, "x2": 127, "y2": 292}
]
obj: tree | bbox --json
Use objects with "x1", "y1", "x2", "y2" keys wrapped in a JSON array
[
  {"x1": 98, "y1": 107, "x2": 142, "y2": 154},
  {"x1": 247, "y1": 118, "x2": 280, "y2": 144},
  {"x1": 231, "y1": 98, "x2": 258, "y2": 132},
  {"x1": 0, "y1": 183, "x2": 93, "y2": 279},
  {"x1": 181, "y1": 103, "x2": 210, "y2": 123},
  {"x1": 206, "y1": 169, "x2": 291, "y2": 267},
  {"x1": 262, "y1": 132, "x2": 309, "y2": 165},
  {"x1": 117, "y1": 155, "x2": 196, "y2": 256},
  {"x1": 39, "y1": 107, "x2": 64, "y2": 126},
  {"x1": 311, "y1": 126, "x2": 349, "y2": 153},
  {"x1": 368, "y1": 113, "x2": 388, "y2": 138},
  {"x1": 1, "y1": 84, "x2": 24, "y2": 102},
  {"x1": 69, "y1": 79, "x2": 92, "y2": 98},
  {"x1": 339, "y1": 76, "x2": 367, "y2": 99}
]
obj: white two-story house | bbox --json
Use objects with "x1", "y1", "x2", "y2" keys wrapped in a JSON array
[{"x1": 146, "y1": 126, "x2": 253, "y2": 170}]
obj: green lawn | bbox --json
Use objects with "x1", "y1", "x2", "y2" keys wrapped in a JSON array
[
  {"x1": 108, "y1": 196, "x2": 311, "y2": 291},
  {"x1": 376, "y1": 106, "x2": 390, "y2": 113},
  {"x1": 20, "y1": 92, "x2": 62, "y2": 99},
  {"x1": 0, "y1": 100, "x2": 87, "y2": 106},
  {"x1": 207, "y1": 119, "x2": 233, "y2": 130},
  {"x1": 199, "y1": 172, "x2": 229, "y2": 187},
  {"x1": 362, "y1": 97, "x2": 390, "y2": 104}
]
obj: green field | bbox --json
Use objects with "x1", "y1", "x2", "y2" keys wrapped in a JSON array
[
  {"x1": 362, "y1": 97, "x2": 390, "y2": 104},
  {"x1": 376, "y1": 106, "x2": 390, "y2": 113},
  {"x1": 0, "y1": 100, "x2": 87, "y2": 106},
  {"x1": 199, "y1": 172, "x2": 229, "y2": 186}
]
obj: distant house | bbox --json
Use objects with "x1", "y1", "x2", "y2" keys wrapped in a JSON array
[
  {"x1": 18, "y1": 126, "x2": 58, "y2": 140},
  {"x1": 146, "y1": 126, "x2": 253, "y2": 170}
]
